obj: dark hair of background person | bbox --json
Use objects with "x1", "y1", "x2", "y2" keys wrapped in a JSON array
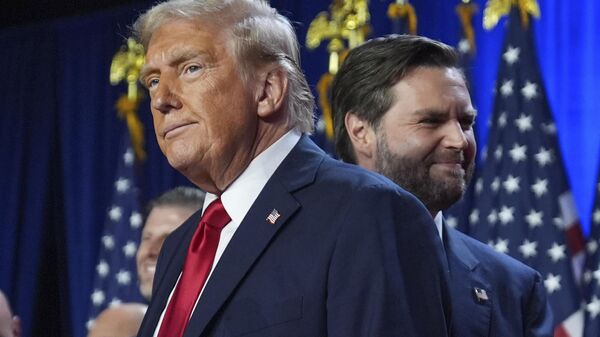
[
  {"x1": 144, "y1": 186, "x2": 205, "y2": 221},
  {"x1": 331, "y1": 34, "x2": 461, "y2": 164}
]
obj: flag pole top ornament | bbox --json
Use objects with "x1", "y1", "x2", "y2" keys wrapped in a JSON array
[
  {"x1": 110, "y1": 38, "x2": 147, "y2": 161},
  {"x1": 306, "y1": 0, "x2": 371, "y2": 142},
  {"x1": 387, "y1": 0, "x2": 417, "y2": 35},
  {"x1": 306, "y1": 0, "x2": 370, "y2": 75},
  {"x1": 483, "y1": 0, "x2": 540, "y2": 31}
]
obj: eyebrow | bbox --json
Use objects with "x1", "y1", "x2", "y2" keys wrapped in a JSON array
[
  {"x1": 139, "y1": 49, "x2": 210, "y2": 82},
  {"x1": 413, "y1": 108, "x2": 478, "y2": 118}
]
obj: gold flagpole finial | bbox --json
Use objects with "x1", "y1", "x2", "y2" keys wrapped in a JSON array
[
  {"x1": 307, "y1": 0, "x2": 372, "y2": 141},
  {"x1": 483, "y1": 0, "x2": 540, "y2": 30},
  {"x1": 388, "y1": 0, "x2": 418, "y2": 35},
  {"x1": 110, "y1": 38, "x2": 146, "y2": 161}
]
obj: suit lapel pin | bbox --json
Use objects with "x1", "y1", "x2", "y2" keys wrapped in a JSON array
[
  {"x1": 266, "y1": 209, "x2": 281, "y2": 224},
  {"x1": 473, "y1": 287, "x2": 489, "y2": 303}
]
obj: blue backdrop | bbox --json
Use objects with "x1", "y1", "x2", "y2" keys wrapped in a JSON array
[{"x1": 0, "y1": 1, "x2": 598, "y2": 337}]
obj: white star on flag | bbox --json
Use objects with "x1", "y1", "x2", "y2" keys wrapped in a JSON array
[
  {"x1": 531, "y1": 179, "x2": 548, "y2": 197},
  {"x1": 547, "y1": 243, "x2": 566, "y2": 262},
  {"x1": 475, "y1": 178, "x2": 483, "y2": 194},
  {"x1": 101, "y1": 235, "x2": 115, "y2": 250},
  {"x1": 129, "y1": 212, "x2": 143, "y2": 229},
  {"x1": 446, "y1": 216, "x2": 458, "y2": 228},
  {"x1": 494, "y1": 146, "x2": 503, "y2": 160},
  {"x1": 469, "y1": 209, "x2": 480, "y2": 224},
  {"x1": 498, "y1": 206, "x2": 515, "y2": 224},
  {"x1": 503, "y1": 175, "x2": 520, "y2": 194},
  {"x1": 503, "y1": 45, "x2": 520, "y2": 65},
  {"x1": 587, "y1": 296, "x2": 600, "y2": 319},
  {"x1": 494, "y1": 238, "x2": 509, "y2": 254},
  {"x1": 115, "y1": 270, "x2": 132, "y2": 285},
  {"x1": 91, "y1": 290, "x2": 105, "y2": 306},
  {"x1": 508, "y1": 144, "x2": 527, "y2": 162},
  {"x1": 514, "y1": 114, "x2": 533, "y2": 132},
  {"x1": 593, "y1": 209, "x2": 600, "y2": 225},
  {"x1": 521, "y1": 81, "x2": 538, "y2": 100},
  {"x1": 458, "y1": 38, "x2": 471, "y2": 54},
  {"x1": 541, "y1": 122, "x2": 557, "y2": 135},
  {"x1": 500, "y1": 79, "x2": 514, "y2": 97},
  {"x1": 109, "y1": 298, "x2": 122, "y2": 308},
  {"x1": 594, "y1": 267, "x2": 600, "y2": 286},
  {"x1": 534, "y1": 147, "x2": 553, "y2": 167},
  {"x1": 122, "y1": 241, "x2": 137, "y2": 258},
  {"x1": 498, "y1": 112, "x2": 508, "y2": 127},
  {"x1": 96, "y1": 260, "x2": 109, "y2": 278},
  {"x1": 491, "y1": 177, "x2": 501, "y2": 192},
  {"x1": 588, "y1": 240, "x2": 599, "y2": 254},
  {"x1": 544, "y1": 274, "x2": 562, "y2": 294},
  {"x1": 123, "y1": 148, "x2": 134, "y2": 165},
  {"x1": 525, "y1": 209, "x2": 543, "y2": 228},
  {"x1": 488, "y1": 209, "x2": 498, "y2": 225},
  {"x1": 519, "y1": 239, "x2": 538, "y2": 258},
  {"x1": 115, "y1": 178, "x2": 131, "y2": 193},
  {"x1": 108, "y1": 206, "x2": 122, "y2": 222}
]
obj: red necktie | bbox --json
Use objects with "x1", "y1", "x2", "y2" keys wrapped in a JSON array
[{"x1": 157, "y1": 198, "x2": 231, "y2": 337}]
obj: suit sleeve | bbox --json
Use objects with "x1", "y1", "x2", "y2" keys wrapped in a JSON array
[
  {"x1": 524, "y1": 271, "x2": 553, "y2": 337},
  {"x1": 326, "y1": 184, "x2": 451, "y2": 337}
]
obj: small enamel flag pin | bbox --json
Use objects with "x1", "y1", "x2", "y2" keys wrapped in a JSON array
[
  {"x1": 473, "y1": 287, "x2": 489, "y2": 303},
  {"x1": 266, "y1": 209, "x2": 281, "y2": 224}
]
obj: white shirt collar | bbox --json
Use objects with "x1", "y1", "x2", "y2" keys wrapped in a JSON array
[
  {"x1": 434, "y1": 211, "x2": 443, "y2": 240},
  {"x1": 202, "y1": 130, "x2": 301, "y2": 225}
]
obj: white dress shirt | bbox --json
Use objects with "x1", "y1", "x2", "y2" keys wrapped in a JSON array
[
  {"x1": 434, "y1": 211, "x2": 444, "y2": 241},
  {"x1": 153, "y1": 130, "x2": 301, "y2": 336}
]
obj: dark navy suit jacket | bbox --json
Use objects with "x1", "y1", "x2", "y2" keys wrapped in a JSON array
[
  {"x1": 445, "y1": 223, "x2": 553, "y2": 337},
  {"x1": 137, "y1": 136, "x2": 451, "y2": 337}
]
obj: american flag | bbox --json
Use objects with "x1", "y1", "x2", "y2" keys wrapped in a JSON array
[
  {"x1": 86, "y1": 132, "x2": 145, "y2": 330},
  {"x1": 583, "y1": 162, "x2": 600, "y2": 336},
  {"x1": 465, "y1": 8, "x2": 584, "y2": 336}
]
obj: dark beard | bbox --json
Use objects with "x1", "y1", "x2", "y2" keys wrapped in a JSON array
[{"x1": 374, "y1": 136, "x2": 474, "y2": 214}]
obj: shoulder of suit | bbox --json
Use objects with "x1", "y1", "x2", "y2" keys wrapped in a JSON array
[
  {"x1": 318, "y1": 156, "x2": 416, "y2": 198},
  {"x1": 448, "y1": 227, "x2": 541, "y2": 280}
]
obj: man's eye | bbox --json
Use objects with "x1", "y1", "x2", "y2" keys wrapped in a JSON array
[
  {"x1": 185, "y1": 65, "x2": 202, "y2": 74},
  {"x1": 421, "y1": 118, "x2": 441, "y2": 125},
  {"x1": 147, "y1": 78, "x2": 159, "y2": 88}
]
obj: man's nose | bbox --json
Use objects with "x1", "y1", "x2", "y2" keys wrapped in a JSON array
[
  {"x1": 442, "y1": 121, "x2": 469, "y2": 150},
  {"x1": 151, "y1": 78, "x2": 183, "y2": 114}
]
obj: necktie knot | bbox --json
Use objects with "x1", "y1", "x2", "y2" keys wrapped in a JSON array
[{"x1": 202, "y1": 198, "x2": 231, "y2": 230}]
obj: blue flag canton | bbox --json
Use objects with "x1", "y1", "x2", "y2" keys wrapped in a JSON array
[
  {"x1": 583, "y1": 173, "x2": 600, "y2": 335},
  {"x1": 466, "y1": 9, "x2": 580, "y2": 324},
  {"x1": 87, "y1": 138, "x2": 145, "y2": 329}
]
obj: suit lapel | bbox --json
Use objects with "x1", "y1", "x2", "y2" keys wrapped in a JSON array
[
  {"x1": 445, "y1": 225, "x2": 492, "y2": 336},
  {"x1": 182, "y1": 136, "x2": 324, "y2": 337}
]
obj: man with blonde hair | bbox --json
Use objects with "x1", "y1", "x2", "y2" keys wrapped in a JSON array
[{"x1": 133, "y1": 1, "x2": 451, "y2": 336}]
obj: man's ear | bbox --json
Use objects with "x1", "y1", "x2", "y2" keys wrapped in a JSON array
[
  {"x1": 257, "y1": 67, "x2": 288, "y2": 118},
  {"x1": 345, "y1": 113, "x2": 377, "y2": 166}
]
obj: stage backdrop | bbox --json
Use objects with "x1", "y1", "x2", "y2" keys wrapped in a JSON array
[{"x1": 0, "y1": 1, "x2": 598, "y2": 337}]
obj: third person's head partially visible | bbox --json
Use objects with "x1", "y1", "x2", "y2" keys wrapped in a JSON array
[{"x1": 136, "y1": 186, "x2": 205, "y2": 301}]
